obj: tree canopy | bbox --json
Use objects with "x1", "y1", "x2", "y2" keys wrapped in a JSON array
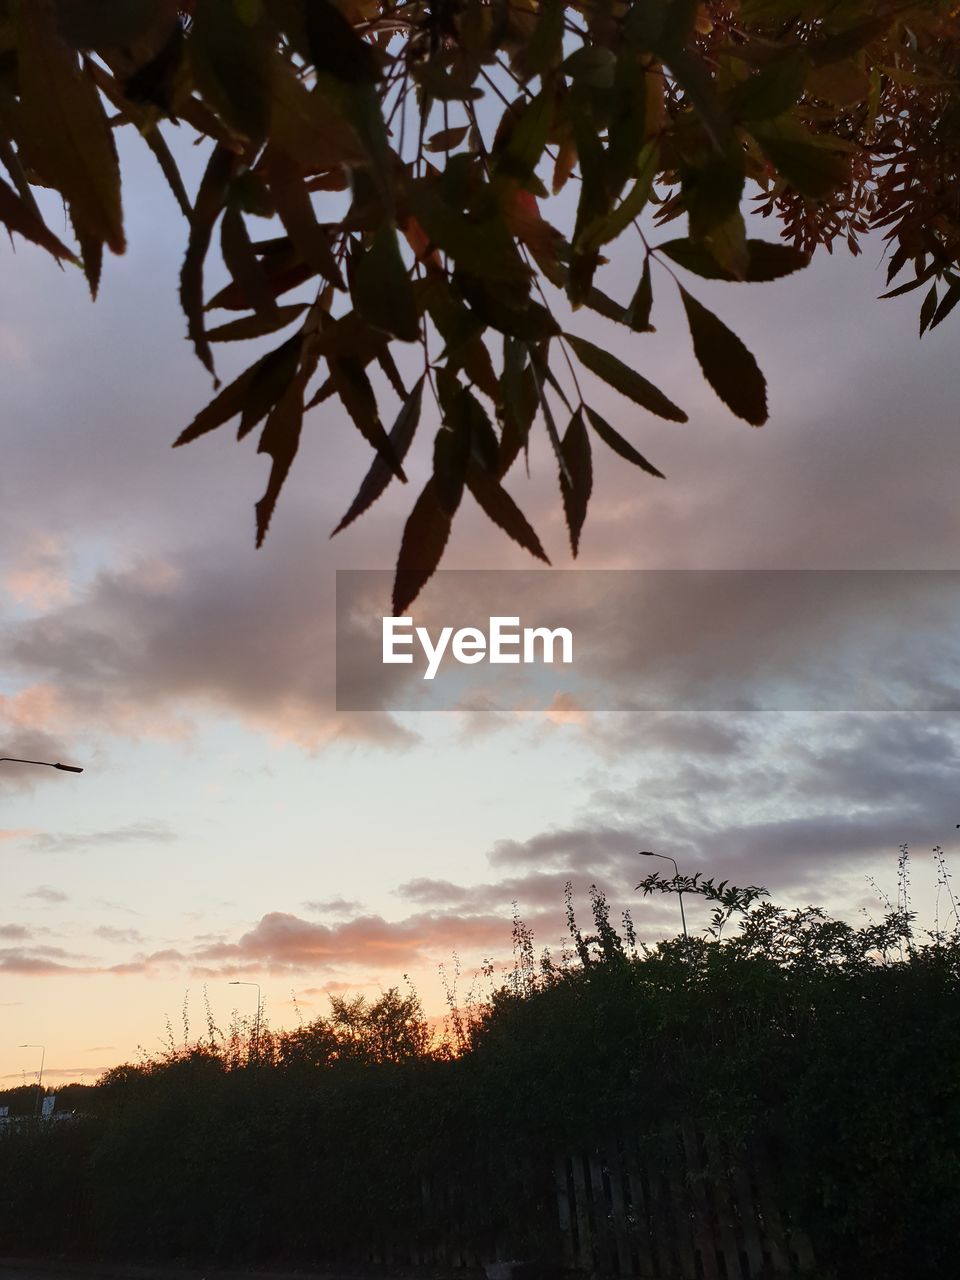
[{"x1": 2, "y1": 0, "x2": 958, "y2": 606}]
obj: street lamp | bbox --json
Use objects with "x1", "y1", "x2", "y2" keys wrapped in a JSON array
[
  {"x1": 19, "y1": 1044, "x2": 45, "y2": 1117},
  {"x1": 229, "y1": 981, "x2": 261, "y2": 1064},
  {"x1": 1, "y1": 758, "x2": 83, "y2": 773},
  {"x1": 637, "y1": 851, "x2": 689, "y2": 942}
]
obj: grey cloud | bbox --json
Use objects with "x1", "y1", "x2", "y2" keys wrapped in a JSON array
[
  {"x1": 26, "y1": 885, "x2": 68, "y2": 904},
  {"x1": 0, "y1": 924, "x2": 32, "y2": 941},
  {"x1": 93, "y1": 926, "x2": 145, "y2": 945},
  {"x1": 302, "y1": 897, "x2": 365, "y2": 916},
  {"x1": 28, "y1": 821, "x2": 177, "y2": 854}
]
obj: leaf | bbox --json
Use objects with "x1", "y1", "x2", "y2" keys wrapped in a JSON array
[
  {"x1": 626, "y1": 258, "x2": 654, "y2": 332},
  {"x1": 576, "y1": 142, "x2": 658, "y2": 254},
  {"x1": 514, "y1": 0, "x2": 564, "y2": 80},
  {"x1": 301, "y1": 0, "x2": 381, "y2": 85},
  {"x1": 425, "y1": 125, "x2": 470, "y2": 153},
  {"x1": 70, "y1": 211, "x2": 103, "y2": 299},
  {"x1": 752, "y1": 122, "x2": 850, "y2": 198},
  {"x1": 559, "y1": 408, "x2": 592, "y2": 556},
  {"x1": 658, "y1": 237, "x2": 810, "y2": 282},
  {"x1": 584, "y1": 407, "x2": 664, "y2": 478},
  {"x1": 565, "y1": 335, "x2": 688, "y2": 423},
  {"x1": 807, "y1": 59, "x2": 871, "y2": 107},
  {"x1": 207, "y1": 304, "x2": 308, "y2": 343},
  {"x1": 143, "y1": 125, "x2": 192, "y2": 220},
  {"x1": 352, "y1": 224, "x2": 420, "y2": 343},
  {"x1": 727, "y1": 53, "x2": 809, "y2": 121},
  {"x1": 255, "y1": 378, "x2": 305, "y2": 547},
  {"x1": 679, "y1": 286, "x2": 767, "y2": 425},
  {"x1": 392, "y1": 479, "x2": 453, "y2": 614},
  {"x1": 407, "y1": 183, "x2": 531, "y2": 285},
  {"x1": 180, "y1": 145, "x2": 238, "y2": 376},
  {"x1": 220, "y1": 207, "x2": 277, "y2": 318},
  {"x1": 433, "y1": 417, "x2": 471, "y2": 517},
  {"x1": 919, "y1": 283, "x2": 938, "y2": 337},
  {"x1": 330, "y1": 355, "x2": 405, "y2": 479},
  {"x1": 467, "y1": 462, "x2": 550, "y2": 563},
  {"x1": 269, "y1": 58, "x2": 365, "y2": 169},
  {"x1": 495, "y1": 92, "x2": 553, "y2": 185},
  {"x1": 332, "y1": 377, "x2": 423, "y2": 536},
  {"x1": 15, "y1": 1, "x2": 124, "y2": 253},
  {"x1": 929, "y1": 277, "x2": 960, "y2": 332},
  {"x1": 172, "y1": 335, "x2": 301, "y2": 447},
  {"x1": 0, "y1": 173, "x2": 76, "y2": 262},
  {"x1": 189, "y1": 0, "x2": 275, "y2": 140},
  {"x1": 53, "y1": 0, "x2": 178, "y2": 49},
  {"x1": 265, "y1": 148, "x2": 345, "y2": 288}
]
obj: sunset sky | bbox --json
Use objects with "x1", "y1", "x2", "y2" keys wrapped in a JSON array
[{"x1": 2, "y1": 124, "x2": 960, "y2": 1086}]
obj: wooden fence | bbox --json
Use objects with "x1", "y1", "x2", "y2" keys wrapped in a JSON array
[{"x1": 362, "y1": 1124, "x2": 816, "y2": 1280}]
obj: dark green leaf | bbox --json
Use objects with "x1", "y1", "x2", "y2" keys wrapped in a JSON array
[
  {"x1": 679, "y1": 285, "x2": 767, "y2": 425},
  {"x1": 752, "y1": 122, "x2": 850, "y2": 198},
  {"x1": 565, "y1": 334, "x2": 688, "y2": 422},
  {"x1": 727, "y1": 53, "x2": 809, "y2": 121}
]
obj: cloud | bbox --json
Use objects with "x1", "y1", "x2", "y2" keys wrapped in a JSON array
[
  {"x1": 4, "y1": 542, "x2": 417, "y2": 750},
  {"x1": 0, "y1": 690, "x2": 80, "y2": 793},
  {"x1": 93, "y1": 926, "x2": 144, "y2": 945},
  {"x1": 3, "y1": 534, "x2": 72, "y2": 610},
  {"x1": 0, "y1": 925, "x2": 32, "y2": 941},
  {"x1": 0, "y1": 945, "x2": 92, "y2": 975},
  {"x1": 27, "y1": 821, "x2": 177, "y2": 854},
  {"x1": 302, "y1": 897, "x2": 365, "y2": 916},
  {"x1": 26, "y1": 885, "x2": 69, "y2": 904},
  {"x1": 0, "y1": 829, "x2": 35, "y2": 843}
]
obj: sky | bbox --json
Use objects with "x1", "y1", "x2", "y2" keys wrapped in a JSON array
[{"x1": 2, "y1": 122, "x2": 960, "y2": 1087}]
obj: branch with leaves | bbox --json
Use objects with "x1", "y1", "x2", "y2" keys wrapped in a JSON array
[{"x1": 2, "y1": 0, "x2": 958, "y2": 608}]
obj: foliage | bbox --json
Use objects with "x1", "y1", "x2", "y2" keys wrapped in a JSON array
[
  {"x1": 1, "y1": 2, "x2": 958, "y2": 604},
  {"x1": 1, "y1": 861, "x2": 959, "y2": 1277}
]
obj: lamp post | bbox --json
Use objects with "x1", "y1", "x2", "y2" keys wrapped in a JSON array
[
  {"x1": 19, "y1": 1044, "x2": 45, "y2": 1117},
  {"x1": 1, "y1": 758, "x2": 83, "y2": 773},
  {"x1": 637, "y1": 851, "x2": 689, "y2": 942},
  {"x1": 229, "y1": 981, "x2": 261, "y2": 1064}
]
